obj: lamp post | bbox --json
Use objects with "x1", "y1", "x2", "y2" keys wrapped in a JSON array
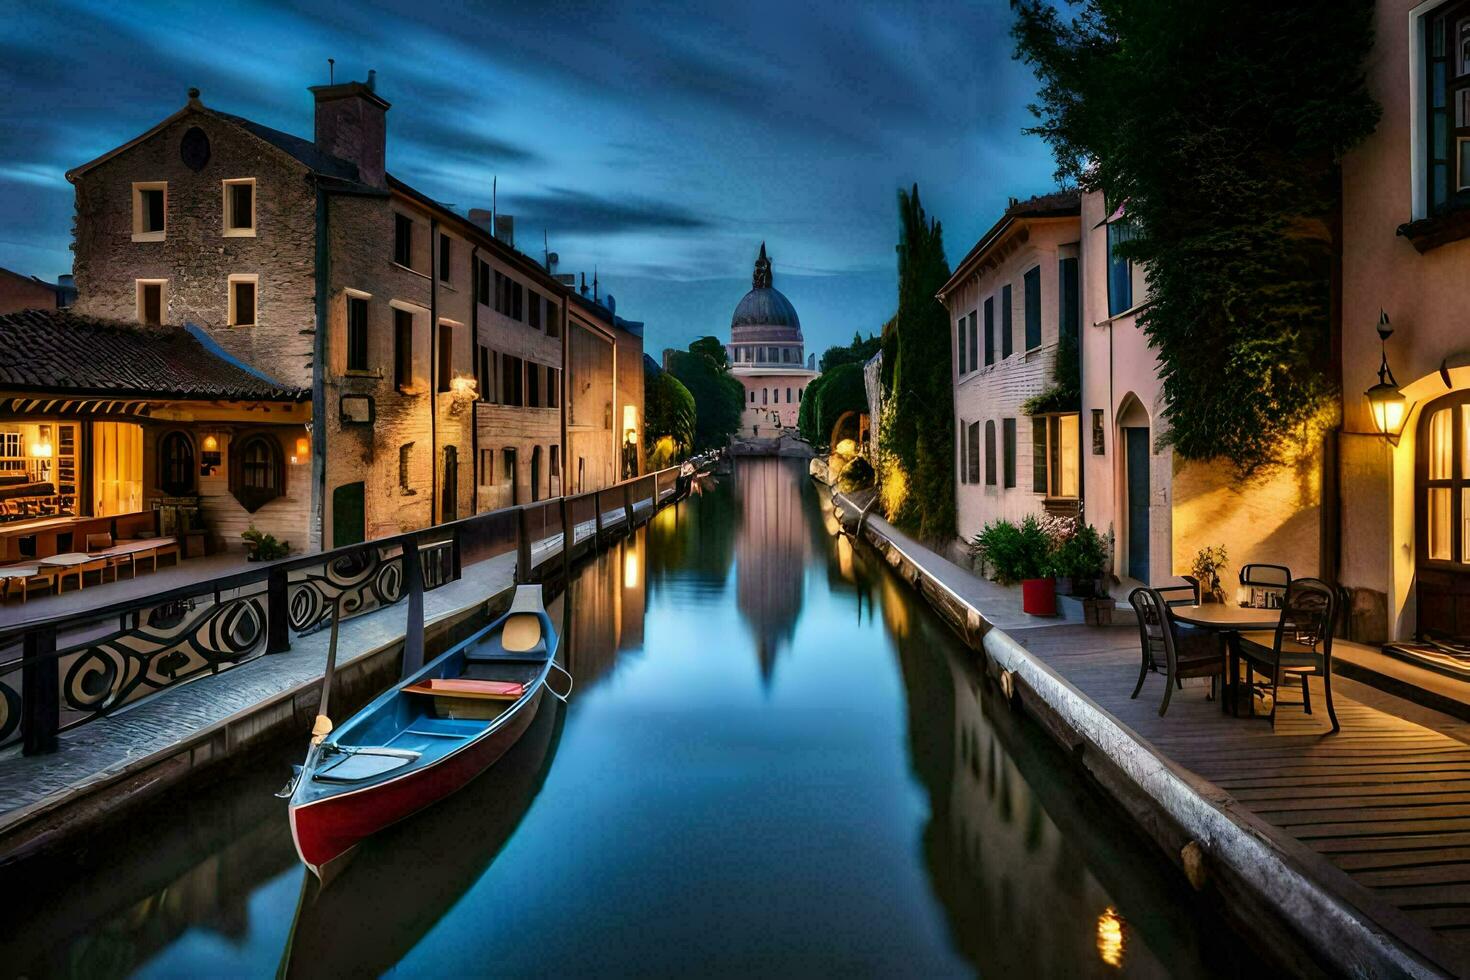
[{"x1": 1365, "y1": 309, "x2": 1408, "y2": 445}]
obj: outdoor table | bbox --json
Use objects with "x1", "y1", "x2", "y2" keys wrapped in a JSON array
[
  {"x1": 39, "y1": 551, "x2": 108, "y2": 592},
  {"x1": 1168, "y1": 604, "x2": 1282, "y2": 716},
  {"x1": 0, "y1": 565, "x2": 40, "y2": 602},
  {"x1": 100, "y1": 537, "x2": 178, "y2": 577}
]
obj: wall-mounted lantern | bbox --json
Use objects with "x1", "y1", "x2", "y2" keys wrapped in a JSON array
[
  {"x1": 1365, "y1": 310, "x2": 1409, "y2": 445},
  {"x1": 291, "y1": 436, "x2": 310, "y2": 466}
]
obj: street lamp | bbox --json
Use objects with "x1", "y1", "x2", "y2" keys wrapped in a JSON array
[{"x1": 1365, "y1": 310, "x2": 1408, "y2": 445}]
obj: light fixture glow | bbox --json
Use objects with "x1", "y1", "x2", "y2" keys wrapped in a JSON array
[
  {"x1": 1365, "y1": 310, "x2": 1410, "y2": 444},
  {"x1": 203, "y1": 434, "x2": 219, "y2": 452},
  {"x1": 1096, "y1": 907, "x2": 1125, "y2": 969},
  {"x1": 295, "y1": 437, "x2": 310, "y2": 458}
]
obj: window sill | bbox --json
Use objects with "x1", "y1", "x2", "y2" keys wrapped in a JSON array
[
  {"x1": 1092, "y1": 300, "x2": 1152, "y2": 327},
  {"x1": 230, "y1": 321, "x2": 257, "y2": 328},
  {"x1": 223, "y1": 228, "x2": 257, "y2": 238},
  {"x1": 342, "y1": 369, "x2": 380, "y2": 379},
  {"x1": 1398, "y1": 201, "x2": 1470, "y2": 254},
  {"x1": 132, "y1": 231, "x2": 165, "y2": 243},
  {"x1": 392, "y1": 261, "x2": 431, "y2": 280}
]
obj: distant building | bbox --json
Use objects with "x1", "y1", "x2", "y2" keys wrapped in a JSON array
[
  {"x1": 0, "y1": 267, "x2": 71, "y2": 315},
  {"x1": 726, "y1": 243, "x2": 818, "y2": 435}
]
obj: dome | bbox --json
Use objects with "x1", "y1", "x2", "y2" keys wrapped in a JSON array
[{"x1": 729, "y1": 242, "x2": 802, "y2": 338}]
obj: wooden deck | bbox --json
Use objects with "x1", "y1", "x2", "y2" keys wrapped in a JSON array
[{"x1": 1012, "y1": 624, "x2": 1470, "y2": 975}]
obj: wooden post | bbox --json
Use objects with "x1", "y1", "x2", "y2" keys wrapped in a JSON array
[
  {"x1": 21, "y1": 625, "x2": 59, "y2": 756},
  {"x1": 594, "y1": 490, "x2": 606, "y2": 538},
  {"x1": 622, "y1": 481, "x2": 634, "y2": 529},
  {"x1": 516, "y1": 505, "x2": 533, "y2": 584},
  {"x1": 560, "y1": 494, "x2": 574, "y2": 578},
  {"x1": 266, "y1": 566, "x2": 290, "y2": 655}
]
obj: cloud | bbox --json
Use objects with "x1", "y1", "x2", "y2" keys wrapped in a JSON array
[{"x1": 506, "y1": 187, "x2": 713, "y2": 235}]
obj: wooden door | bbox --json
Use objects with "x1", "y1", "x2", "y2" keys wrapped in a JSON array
[
  {"x1": 1416, "y1": 392, "x2": 1470, "y2": 639},
  {"x1": 1124, "y1": 427, "x2": 1150, "y2": 584},
  {"x1": 332, "y1": 482, "x2": 365, "y2": 548}
]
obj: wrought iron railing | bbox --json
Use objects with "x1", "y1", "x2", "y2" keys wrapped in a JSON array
[{"x1": 0, "y1": 459, "x2": 704, "y2": 756}]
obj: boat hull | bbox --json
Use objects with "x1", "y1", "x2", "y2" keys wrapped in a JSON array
[{"x1": 290, "y1": 686, "x2": 543, "y2": 875}]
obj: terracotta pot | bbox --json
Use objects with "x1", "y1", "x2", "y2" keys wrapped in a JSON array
[{"x1": 1021, "y1": 577, "x2": 1057, "y2": 616}]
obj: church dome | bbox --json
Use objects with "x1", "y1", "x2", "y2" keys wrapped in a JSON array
[{"x1": 730, "y1": 243, "x2": 802, "y2": 339}]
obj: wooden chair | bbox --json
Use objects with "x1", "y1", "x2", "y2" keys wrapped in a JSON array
[
  {"x1": 1236, "y1": 577, "x2": 1339, "y2": 733},
  {"x1": 1240, "y1": 563, "x2": 1291, "y2": 608},
  {"x1": 1128, "y1": 587, "x2": 1223, "y2": 716}
]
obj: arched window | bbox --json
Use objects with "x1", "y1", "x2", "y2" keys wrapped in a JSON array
[
  {"x1": 229, "y1": 433, "x2": 284, "y2": 512},
  {"x1": 1417, "y1": 392, "x2": 1470, "y2": 639},
  {"x1": 158, "y1": 431, "x2": 195, "y2": 495}
]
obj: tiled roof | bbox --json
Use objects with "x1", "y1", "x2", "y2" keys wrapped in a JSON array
[
  {"x1": 1004, "y1": 189, "x2": 1081, "y2": 219},
  {"x1": 212, "y1": 110, "x2": 367, "y2": 185},
  {"x1": 0, "y1": 309, "x2": 307, "y2": 401}
]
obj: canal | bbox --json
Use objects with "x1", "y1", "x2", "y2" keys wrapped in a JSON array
[{"x1": 2, "y1": 457, "x2": 1259, "y2": 977}]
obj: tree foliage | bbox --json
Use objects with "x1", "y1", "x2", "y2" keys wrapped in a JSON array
[
  {"x1": 819, "y1": 331, "x2": 882, "y2": 374},
  {"x1": 643, "y1": 356, "x2": 696, "y2": 466},
  {"x1": 666, "y1": 336, "x2": 745, "y2": 451},
  {"x1": 797, "y1": 361, "x2": 868, "y2": 446},
  {"x1": 1012, "y1": 0, "x2": 1379, "y2": 474},
  {"x1": 885, "y1": 185, "x2": 956, "y2": 541}
]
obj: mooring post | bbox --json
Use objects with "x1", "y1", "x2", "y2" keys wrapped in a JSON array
[
  {"x1": 266, "y1": 566, "x2": 290, "y2": 654},
  {"x1": 21, "y1": 625, "x2": 59, "y2": 756},
  {"x1": 516, "y1": 505, "x2": 533, "y2": 584}
]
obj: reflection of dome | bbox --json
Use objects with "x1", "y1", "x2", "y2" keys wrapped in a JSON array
[
  {"x1": 735, "y1": 458, "x2": 808, "y2": 685},
  {"x1": 731, "y1": 242, "x2": 802, "y2": 340}
]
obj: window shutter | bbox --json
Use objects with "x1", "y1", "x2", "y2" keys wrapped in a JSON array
[
  {"x1": 1032, "y1": 420, "x2": 1048, "y2": 493},
  {"x1": 985, "y1": 421, "x2": 996, "y2": 486},
  {"x1": 968, "y1": 422, "x2": 981, "y2": 484},
  {"x1": 957, "y1": 319, "x2": 966, "y2": 377},
  {"x1": 958, "y1": 418, "x2": 967, "y2": 483},
  {"x1": 984, "y1": 298, "x2": 995, "y2": 365},
  {"x1": 1024, "y1": 267, "x2": 1041, "y2": 350},
  {"x1": 1003, "y1": 418, "x2": 1017, "y2": 488},
  {"x1": 1059, "y1": 257, "x2": 1079, "y2": 340},
  {"x1": 1001, "y1": 285, "x2": 1013, "y2": 358},
  {"x1": 968, "y1": 312, "x2": 978, "y2": 372}
]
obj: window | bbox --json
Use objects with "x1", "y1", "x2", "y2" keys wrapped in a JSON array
[
  {"x1": 959, "y1": 317, "x2": 969, "y2": 375},
  {"x1": 1419, "y1": 395, "x2": 1470, "y2": 564},
  {"x1": 512, "y1": 281, "x2": 523, "y2": 321},
  {"x1": 1003, "y1": 417, "x2": 1017, "y2": 488},
  {"x1": 399, "y1": 442, "x2": 414, "y2": 492},
  {"x1": 786, "y1": 387, "x2": 792, "y2": 403},
  {"x1": 158, "y1": 431, "x2": 195, "y2": 495},
  {"x1": 136, "y1": 279, "x2": 166, "y2": 325},
  {"x1": 502, "y1": 354, "x2": 524, "y2": 406},
  {"x1": 132, "y1": 182, "x2": 166, "y2": 242},
  {"x1": 967, "y1": 421, "x2": 980, "y2": 484},
  {"x1": 439, "y1": 233, "x2": 452, "y2": 283},
  {"x1": 1034, "y1": 414, "x2": 1081, "y2": 497},
  {"x1": 230, "y1": 433, "x2": 283, "y2": 512},
  {"x1": 528, "y1": 362, "x2": 542, "y2": 407},
  {"x1": 983, "y1": 298, "x2": 995, "y2": 366},
  {"x1": 1107, "y1": 220, "x2": 1140, "y2": 316},
  {"x1": 547, "y1": 368, "x2": 560, "y2": 408},
  {"x1": 1426, "y1": 1, "x2": 1470, "y2": 214},
  {"x1": 757, "y1": 347, "x2": 767, "y2": 363},
  {"x1": 479, "y1": 448, "x2": 495, "y2": 486},
  {"x1": 228, "y1": 275, "x2": 257, "y2": 326},
  {"x1": 394, "y1": 213, "x2": 413, "y2": 267},
  {"x1": 437, "y1": 322, "x2": 453, "y2": 392},
  {"x1": 1001, "y1": 284, "x2": 1013, "y2": 358},
  {"x1": 504, "y1": 448, "x2": 518, "y2": 502},
  {"x1": 1023, "y1": 267, "x2": 1041, "y2": 351},
  {"x1": 1059, "y1": 255, "x2": 1080, "y2": 341},
  {"x1": 984, "y1": 421, "x2": 996, "y2": 486},
  {"x1": 222, "y1": 179, "x2": 255, "y2": 236},
  {"x1": 394, "y1": 308, "x2": 414, "y2": 391},
  {"x1": 550, "y1": 445, "x2": 560, "y2": 486},
  {"x1": 958, "y1": 418, "x2": 967, "y2": 484},
  {"x1": 762, "y1": 388, "x2": 768, "y2": 405},
  {"x1": 528, "y1": 289, "x2": 541, "y2": 330},
  {"x1": 346, "y1": 294, "x2": 369, "y2": 371},
  {"x1": 546, "y1": 300, "x2": 560, "y2": 337},
  {"x1": 475, "y1": 258, "x2": 491, "y2": 305},
  {"x1": 769, "y1": 347, "x2": 778, "y2": 362},
  {"x1": 750, "y1": 390, "x2": 755, "y2": 403},
  {"x1": 968, "y1": 311, "x2": 978, "y2": 372}
]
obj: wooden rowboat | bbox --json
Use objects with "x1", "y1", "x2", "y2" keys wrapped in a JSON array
[{"x1": 288, "y1": 584, "x2": 569, "y2": 878}]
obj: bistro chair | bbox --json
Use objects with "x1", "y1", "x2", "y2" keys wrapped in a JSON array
[
  {"x1": 1128, "y1": 587, "x2": 1223, "y2": 716},
  {"x1": 1235, "y1": 577, "x2": 1339, "y2": 733},
  {"x1": 1240, "y1": 563, "x2": 1291, "y2": 608}
]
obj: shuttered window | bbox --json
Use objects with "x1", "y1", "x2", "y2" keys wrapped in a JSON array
[
  {"x1": 968, "y1": 311, "x2": 978, "y2": 372},
  {"x1": 968, "y1": 421, "x2": 981, "y2": 484},
  {"x1": 1059, "y1": 256, "x2": 1079, "y2": 340},
  {"x1": 1003, "y1": 418, "x2": 1017, "y2": 488},
  {"x1": 958, "y1": 418, "x2": 967, "y2": 483},
  {"x1": 984, "y1": 421, "x2": 997, "y2": 486},
  {"x1": 346, "y1": 295, "x2": 368, "y2": 371},
  {"x1": 984, "y1": 297, "x2": 995, "y2": 366},
  {"x1": 957, "y1": 318, "x2": 967, "y2": 377},
  {"x1": 1032, "y1": 420, "x2": 1048, "y2": 493},
  {"x1": 1024, "y1": 266, "x2": 1041, "y2": 351},
  {"x1": 1001, "y1": 284, "x2": 1013, "y2": 358}
]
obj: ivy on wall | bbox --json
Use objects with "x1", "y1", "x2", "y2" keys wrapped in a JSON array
[{"x1": 1012, "y1": 0, "x2": 1380, "y2": 475}]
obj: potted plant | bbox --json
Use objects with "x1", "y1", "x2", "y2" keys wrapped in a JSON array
[
  {"x1": 242, "y1": 525, "x2": 291, "y2": 562},
  {"x1": 1191, "y1": 545, "x2": 1229, "y2": 603},
  {"x1": 1053, "y1": 523, "x2": 1110, "y2": 598},
  {"x1": 971, "y1": 516, "x2": 1057, "y2": 616}
]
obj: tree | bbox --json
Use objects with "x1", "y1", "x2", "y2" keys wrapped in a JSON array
[
  {"x1": 666, "y1": 336, "x2": 744, "y2": 451},
  {"x1": 819, "y1": 331, "x2": 882, "y2": 373},
  {"x1": 644, "y1": 356, "x2": 696, "y2": 468},
  {"x1": 1013, "y1": 0, "x2": 1380, "y2": 474},
  {"x1": 797, "y1": 361, "x2": 868, "y2": 447},
  {"x1": 884, "y1": 185, "x2": 956, "y2": 541}
]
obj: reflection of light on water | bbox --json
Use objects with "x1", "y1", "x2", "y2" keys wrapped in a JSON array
[
  {"x1": 879, "y1": 575, "x2": 909, "y2": 639},
  {"x1": 835, "y1": 534, "x2": 854, "y2": 582},
  {"x1": 624, "y1": 548, "x2": 640, "y2": 590},
  {"x1": 1096, "y1": 906, "x2": 1125, "y2": 969}
]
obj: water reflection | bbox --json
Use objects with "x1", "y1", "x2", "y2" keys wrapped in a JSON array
[{"x1": 0, "y1": 457, "x2": 1254, "y2": 978}]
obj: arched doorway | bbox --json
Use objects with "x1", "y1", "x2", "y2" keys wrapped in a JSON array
[
  {"x1": 829, "y1": 410, "x2": 860, "y2": 450},
  {"x1": 332, "y1": 482, "x2": 365, "y2": 547},
  {"x1": 1416, "y1": 391, "x2": 1470, "y2": 639},
  {"x1": 1117, "y1": 395, "x2": 1151, "y2": 584}
]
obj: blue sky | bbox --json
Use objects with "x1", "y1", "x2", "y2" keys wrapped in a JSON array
[{"x1": 0, "y1": 0, "x2": 1059, "y2": 359}]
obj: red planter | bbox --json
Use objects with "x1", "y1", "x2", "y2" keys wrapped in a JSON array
[{"x1": 1021, "y1": 577, "x2": 1057, "y2": 616}]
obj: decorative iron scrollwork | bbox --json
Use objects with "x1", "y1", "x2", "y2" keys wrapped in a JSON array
[{"x1": 287, "y1": 546, "x2": 404, "y2": 635}]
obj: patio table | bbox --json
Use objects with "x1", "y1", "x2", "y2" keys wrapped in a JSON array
[
  {"x1": 0, "y1": 565, "x2": 41, "y2": 602},
  {"x1": 100, "y1": 537, "x2": 179, "y2": 577},
  {"x1": 39, "y1": 551, "x2": 110, "y2": 592},
  {"x1": 1169, "y1": 604, "x2": 1282, "y2": 716}
]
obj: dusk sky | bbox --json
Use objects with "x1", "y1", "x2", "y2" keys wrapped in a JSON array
[{"x1": 1, "y1": 0, "x2": 1059, "y2": 359}]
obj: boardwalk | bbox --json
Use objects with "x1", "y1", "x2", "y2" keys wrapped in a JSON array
[{"x1": 1014, "y1": 624, "x2": 1470, "y2": 975}]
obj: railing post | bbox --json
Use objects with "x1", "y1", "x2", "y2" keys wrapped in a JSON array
[
  {"x1": 622, "y1": 481, "x2": 634, "y2": 529},
  {"x1": 21, "y1": 625, "x2": 59, "y2": 756},
  {"x1": 560, "y1": 494, "x2": 574, "y2": 577},
  {"x1": 516, "y1": 505, "x2": 533, "y2": 584},
  {"x1": 266, "y1": 566, "x2": 290, "y2": 654},
  {"x1": 450, "y1": 525, "x2": 463, "y2": 583},
  {"x1": 594, "y1": 491, "x2": 606, "y2": 538}
]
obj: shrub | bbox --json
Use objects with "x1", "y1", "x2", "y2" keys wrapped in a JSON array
[
  {"x1": 837, "y1": 455, "x2": 875, "y2": 493},
  {"x1": 970, "y1": 515, "x2": 1055, "y2": 584},
  {"x1": 1053, "y1": 523, "x2": 1110, "y2": 583},
  {"x1": 242, "y1": 526, "x2": 290, "y2": 561}
]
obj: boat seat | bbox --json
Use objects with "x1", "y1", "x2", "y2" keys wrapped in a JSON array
[
  {"x1": 464, "y1": 629, "x2": 546, "y2": 662},
  {"x1": 313, "y1": 749, "x2": 416, "y2": 783},
  {"x1": 403, "y1": 678, "x2": 527, "y2": 700}
]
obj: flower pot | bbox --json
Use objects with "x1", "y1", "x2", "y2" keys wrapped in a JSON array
[
  {"x1": 1083, "y1": 597, "x2": 1115, "y2": 626},
  {"x1": 1021, "y1": 577, "x2": 1057, "y2": 616},
  {"x1": 1055, "y1": 575, "x2": 1074, "y2": 596}
]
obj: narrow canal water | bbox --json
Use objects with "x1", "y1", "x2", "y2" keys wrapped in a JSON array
[{"x1": 4, "y1": 458, "x2": 1260, "y2": 978}]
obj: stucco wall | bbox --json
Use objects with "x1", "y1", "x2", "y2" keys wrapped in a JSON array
[{"x1": 737, "y1": 370, "x2": 813, "y2": 433}]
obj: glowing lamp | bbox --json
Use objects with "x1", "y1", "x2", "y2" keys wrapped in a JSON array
[
  {"x1": 30, "y1": 439, "x2": 53, "y2": 458},
  {"x1": 296, "y1": 437, "x2": 310, "y2": 457},
  {"x1": 203, "y1": 434, "x2": 219, "y2": 452},
  {"x1": 622, "y1": 405, "x2": 638, "y2": 446},
  {"x1": 1365, "y1": 310, "x2": 1410, "y2": 445}
]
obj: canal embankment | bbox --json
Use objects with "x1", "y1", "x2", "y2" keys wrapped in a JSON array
[
  {"x1": 824, "y1": 482, "x2": 1466, "y2": 977},
  {"x1": 0, "y1": 481, "x2": 682, "y2": 868}
]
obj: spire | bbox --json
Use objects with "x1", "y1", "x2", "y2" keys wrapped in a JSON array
[{"x1": 752, "y1": 241, "x2": 772, "y2": 289}]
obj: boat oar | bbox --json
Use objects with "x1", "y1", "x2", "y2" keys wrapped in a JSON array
[
  {"x1": 400, "y1": 537, "x2": 426, "y2": 679},
  {"x1": 277, "y1": 592, "x2": 343, "y2": 798}
]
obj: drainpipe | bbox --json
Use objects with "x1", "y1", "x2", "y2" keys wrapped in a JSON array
[
  {"x1": 470, "y1": 243, "x2": 479, "y2": 512},
  {"x1": 429, "y1": 216, "x2": 439, "y2": 525},
  {"x1": 311, "y1": 184, "x2": 329, "y2": 550},
  {"x1": 560, "y1": 290, "x2": 569, "y2": 496}
]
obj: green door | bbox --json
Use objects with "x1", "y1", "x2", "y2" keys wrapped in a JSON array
[{"x1": 332, "y1": 482, "x2": 365, "y2": 548}]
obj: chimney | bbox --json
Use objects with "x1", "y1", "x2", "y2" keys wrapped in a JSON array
[
  {"x1": 494, "y1": 214, "x2": 514, "y2": 246},
  {"x1": 309, "y1": 71, "x2": 390, "y2": 187}
]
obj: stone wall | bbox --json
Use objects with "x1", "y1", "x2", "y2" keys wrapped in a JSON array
[{"x1": 71, "y1": 107, "x2": 318, "y2": 389}]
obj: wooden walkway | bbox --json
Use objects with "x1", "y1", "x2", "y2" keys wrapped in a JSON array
[{"x1": 1012, "y1": 624, "x2": 1470, "y2": 975}]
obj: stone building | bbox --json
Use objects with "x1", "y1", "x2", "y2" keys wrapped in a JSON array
[
  {"x1": 938, "y1": 192, "x2": 1082, "y2": 544},
  {"x1": 726, "y1": 244, "x2": 817, "y2": 434},
  {"x1": 567, "y1": 290, "x2": 644, "y2": 491},
  {"x1": 52, "y1": 77, "x2": 641, "y2": 554}
]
